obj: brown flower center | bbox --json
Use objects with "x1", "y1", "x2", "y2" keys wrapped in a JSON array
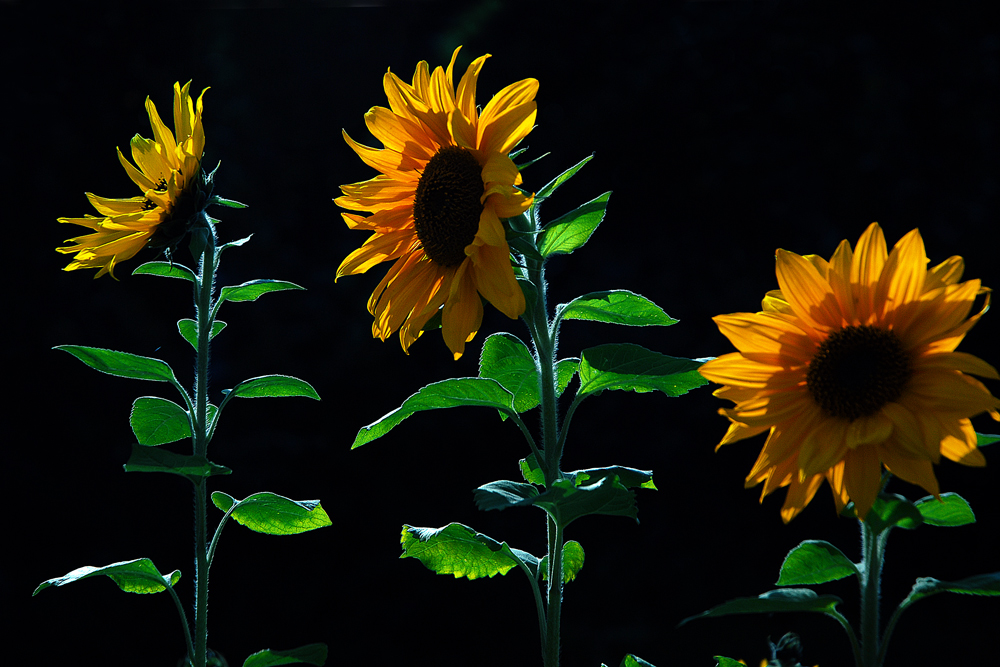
[
  {"x1": 413, "y1": 146, "x2": 484, "y2": 266},
  {"x1": 806, "y1": 325, "x2": 912, "y2": 421}
]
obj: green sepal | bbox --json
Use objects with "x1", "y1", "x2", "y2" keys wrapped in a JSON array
[
  {"x1": 224, "y1": 375, "x2": 321, "y2": 400},
  {"x1": 862, "y1": 493, "x2": 924, "y2": 534},
  {"x1": 219, "y1": 279, "x2": 305, "y2": 304},
  {"x1": 132, "y1": 261, "x2": 196, "y2": 282},
  {"x1": 212, "y1": 492, "x2": 331, "y2": 535},
  {"x1": 556, "y1": 290, "x2": 678, "y2": 327},
  {"x1": 538, "y1": 540, "x2": 585, "y2": 583},
  {"x1": 33, "y1": 558, "x2": 181, "y2": 596},
  {"x1": 400, "y1": 523, "x2": 538, "y2": 580},
  {"x1": 901, "y1": 572, "x2": 1000, "y2": 607},
  {"x1": 56, "y1": 345, "x2": 177, "y2": 383},
  {"x1": 211, "y1": 196, "x2": 248, "y2": 209},
  {"x1": 578, "y1": 344, "x2": 708, "y2": 397},
  {"x1": 177, "y1": 319, "x2": 227, "y2": 350},
  {"x1": 243, "y1": 644, "x2": 328, "y2": 667},
  {"x1": 538, "y1": 191, "x2": 611, "y2": 257},
  {"x1": 776, "y1": 540, "x2": 859, "y2": 586},
  {"x1": 352, "y1": 378, "x2": 514, "y2": 448},
  {"x1": 124, "y1": 444, "x2": 231, "y2": 481},
  {"x1": 914, "y1": 492, "x2": 976, "y2": 526},
  {"x1": 536, "y1": 154, "x2": 593, "y2": 199},
  {"x1": 130, "y1": 397, "x2": 191, "y2": 446},
  {"x1": 678, "y1": 589, "x2": 843, "y2": 627},
  {"x1": 976, "y1": 432, "x2": 1000, "y2": 447}
]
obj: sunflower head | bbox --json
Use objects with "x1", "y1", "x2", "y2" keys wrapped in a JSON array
[
  {"x1": 57, "y1": 81, "x2": 209, "y2": 278},
  {"x1": 335, "y1": 46, "x2": 537, "y2": 359},
  {"x1": 700, "y1": 223, "x2": 1000, "y2": 522}
]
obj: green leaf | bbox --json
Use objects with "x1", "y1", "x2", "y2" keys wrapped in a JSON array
[
  {"x1": 569, "y1": 465, "x2": 656, "y2": 490},
  {"x1": 777, "y1": 540, "x2": 858, "y2": 586},
  {"x1": 474, "y1": 480, "x2": 541, "y2": 512},
  {"x1": 534, "y1": 476, "x2": 639, "y2": 527},
  {"x1": 914, "y1": 492, "x2": 976, "y2": 526},
  {"x1": 130, "y1": 397, "x2": 191, "y2": 446},
  {"x1": 713, "y1": 658, "x2": 746, "y2": 667},
  {"x1": 536, "y1": 154, "x2": 593, "y2": 199},
  {"x1": 578, "y1": 344, "x2": 708, "y2": 397},
  {"x1": 539, "y1": 540, "x2": 586, "y2": 584},
  {"x1": 33, "y1": 558, "x2": 181, "y2": 596},
  {"x1": 513, "y1": 151, "x2": 549, "y2": 172},
  {"x1": 219, "y1": 279, "x2": 305, "y2": 304},
  {"x1": 864, "y1": 493, "x2": 924, "y2": 535},
  {"x1": 556, "y1": 358, "x2": 580, "y2": 396},
  {"x1": 400, "y1": 523, "x2": 530, "y2": 580},
  {"x1": 352, "y1": 378, "x2": 514, "y2": 448},
  {"x1": 219, "y1": 235, "x2": 253, "y2": 253},
  {"x1": 227, "y1": 375, "x2": 321, "y2": 400},
  {"x1": 519, "y1": 455, "x2": 546, "y2": 485},
  {"x1": 557, "y1": 290, "x2": 678, "y2": 327},
  {"x1": 620, "y1": 657, "x2": 656, "y2": 667},
  {"x1": 243, "y1": 644, "x2": 328, "y2": 667},
  {"x1": 212, "y1": 196, "x2": 248, "y2": 209},
  {"x1": 177, "y1": 319, "x2": 227, "y2": 350},
  {"x1": 538, "y1": 191, "x2": 611, "y2": 257},
  {"x1": 479, "y1": 333, "x2": 542, "y2": 413},
  {"x1": 132, "y1": 261, "x2": 196, "y2": 282},
  {"x1": 976, "y1": 432, "x2": 1000, "y2": 447},
  {"x1": 678, "y1": 588, "x2": 843, "y2": 627},
  {"x1": 212, "y1": 492, "x2": 331, "y2": 535},
  {"x1": 903, "y1": 573, "x2": 1000, "y2": 607},
  {"x1": 56, "y1": 345, "x2": 177, "y2": 383},
  {"x1": 124, "y1": 444, "x2": 231, "y2": 481}
]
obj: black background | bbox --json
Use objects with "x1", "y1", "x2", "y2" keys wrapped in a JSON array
[{"x1": 5, "y1": 1, "x2": 999, "y2": 666}]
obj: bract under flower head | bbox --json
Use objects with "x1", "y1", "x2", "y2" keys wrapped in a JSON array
[
  {"x1": 700, "y1": 223, "x2": 1000, "y2": 522},
  {"x1": 336, "y1": 46, "x2": 537, "y2": 359},
  {"x1": 57, "y1": 81, "x2": 208, "y2": 278}
]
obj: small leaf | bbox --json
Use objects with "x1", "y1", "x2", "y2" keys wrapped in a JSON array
[
  {"x1": 243, "y1": 644, "x2": 328, "y2": 667},
  {"x1": 714, "y1": 659, "x2": 746, "y2": 667},
  {"x1": 212, "y1": 196, "x2": 248, "y2": 209},
  {"x1": 914, "y1": 492, "x2": 976, "y2": 526},
  {"x1": 578, "y1": 344, "x2": 708, "y2": 397},
  {"x1": 400, "y1": 523, "x2": 529, "y2": 580},
  {"x1": 352, "y1": 378, "x2": 514, "y2": 448},
  {"x1": 538, "y1": 191, "x2": 611, "y2": 257},
  {"x1": 177, "y1": 319, "x2": 227, "y2": 350},
  {"x1": 620, "y1": 656, "x2": 656, "y2": 667},
  {"x1": 132, "y1": 261, "x2": 196, "y2": 282},
  {"x1": 33, "y1": 558, "x2": 180, "y2": 596},
  {"x1": 976, "y1": 432, "x2": 1000, "y2": 447},
  {"x1": 558, "y1": 290, "x2": 678, "y2": 327},
  {"x1": 124, "y1": 444, "x2": 231, "y2": 480},
  {"x1": 568, "y1": 465, "x2": 656, "y2": 490},
  {"x1": 864, "y1": 493, "x2": 924, "y2": 535},
  {"x1": 130, "y1": 397, "x2": 191, "y2": 446},
  {"x1": 228, "y1": 375, "x2": 321, "y2": 400},
  {"x1": 219, "y1": 235, "x2": 253, "y2": 253},
  {"x1": 776, "y1": 540, "x2": 858, "y2": 586},
  {"x1": 903, "y1": 573, "x2": 1000, "y2": 607},
  {"x1": 540, "y1": 540, "x2": 586, "y2": 583},
  {"x1": 56, "y1": 345, "x2": 177, "y2": 383},
  {"x1": 479, "y1": 333, "x2": 540, "y2": 413},
  {"x1": 212, "y1": 492, "x2": 331, "y2": 535},
  {"x1": 519, "y1": 455, "x2": 546, "y2": 485},
  {"x1": 678, "y1": 588, "x2": 843, "y2": 627},
  {"x1": 474, "y1": 480, "x2": 541, "y2": 512},
  {"x1": 536, "y1": 154, "x2": 593, "y2": 199},
  {"x1": 219, "y1": 279, "x2": 305, "y2": 304}
]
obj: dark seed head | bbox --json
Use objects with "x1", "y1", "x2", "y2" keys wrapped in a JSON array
[{"x1": 413, "y1": 146, "x2": 484, "y2": 267}]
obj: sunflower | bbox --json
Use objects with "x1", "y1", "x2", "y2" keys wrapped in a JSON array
[
  {"x1": 57, "y1": 81, "x2": 208, "y2": 278},
  {"x1": 336, "y1": 46, "x2": 536, "y2": 359},
  {"x1": 700, "y1": 223, "x2": 1000, "y2": 522}
]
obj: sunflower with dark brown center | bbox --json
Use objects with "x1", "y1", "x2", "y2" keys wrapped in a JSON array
[
  {"x1": 336, "y1": 46, "x2": 537, "y2": 359},
  {"x1": 700, "y1": 223, "x2": 1000, "y2": 521}
]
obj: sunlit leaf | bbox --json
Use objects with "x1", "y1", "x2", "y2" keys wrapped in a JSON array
[
  {"x1": 226, "y1": 375, "x2": 320, "y2": 400},
  {"x1": 557, "y1": 290, "x2": 677, "y2": 327},
  {"x1": 864, "y1": 493, "x2": 923, "y2": 535},
  {"x1": 130, "y1": 397, "x2": 191, "y2": 446},
  {"x1": 902, "y1": 573, "x2": 1000, "y2": 607},
  {"x1": 243, "y1": 644, "x2": 328, "y2": 667},
  {"x1": 219, "y1": 279, "x2": 304, "y2": 304},
  {"x1": 914, "y1": 492, "x2": 976, "y2": 526},
  {"x1": 132, "y1": 261, "x2": 196, "y2": 282},
  {"x1": 177, "y1": 319, "x2": 227, "y2": 350},
  {"x1": 212, "y1": 492, "x2": 331, "y2": 535},
  {"x1": 776, "y1": 540, "x2": 858, "y2": 586},
  {"x1": 539, "y1": 540, "x2": 585, "y2": 584},
  {"x1": 400, "y1": 523, "x2": 533, "y2": 581},
  {"x1": 33, "y1": 558, "x2": 180, "y2": 596},
  {"x1": 578, "y1": 344, "x2": 707, "y2": 397},
  {"x1": 538, "y1": 191, "x2": 611, "y2": 257},
  {"x1": 536, "y1": 154, "x2": 593, "y2": 199},
  {"x1": 56, "y1": 345, "x2": 177, "y2": 383}
]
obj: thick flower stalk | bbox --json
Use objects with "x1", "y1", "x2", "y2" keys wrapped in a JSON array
[
  {"x1": 335, "y1": 46, "x2": 537, "y2": 359},
  {"x1": 57, "y1": 81, "x2": 208, "y2": 278},
  {"x1": 701, "y1": 222, "x2": 1000, "y2": 522}
]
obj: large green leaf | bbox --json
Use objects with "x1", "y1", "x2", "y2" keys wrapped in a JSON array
[
  {"x1": 56, "y1": 345, "x2": 177, "y2": 383},
  {"x1": 133, "y1": 261, "x2": 196, "y2": 282},
  {"x1": 538, "y1": 191, "x2": 611, "y2": 257},
  {"x1": 219, "y1": 279, "x2": 304, "y2": 304},
  {"x1": 177, "y1": 319, "x2": 227, "y2": 350},
  {"x1": 534, "y1": 476, "x2": 639, "y2": 527},
  {"x1": 124, "y1": 444, "x2": 231, "y2": 480},
  {"x1": 130, "y1": 397, "x2": 191, "y2": 446},
  {"x1": 863, "y1": 493, "x2": 923, "y2": 535},
  {"x1": 902, "y1": 573, "x2": 1000, "y2": 607},
  {"x1": 33, "y1": 558, "x2": 181, "y2": 596},
  {"x1": 678, "y1": 589, "x2": 843, "y2": 627},
  {"x1": 400, "y1": 523, "x2": 535, "y2": 580},
  {"x1": 914, "y1": 492, "x2": 976, "y2": 526},
  {"x1": 570, "y1": 465, "x2": 656, "y2": 490},
  {"x1": 557, "y1": 290, "x2": 678, "y2": 327},
  {"x1": 536, "y1": 154, "x2": 593, "y2": 200},
  {"x1": 578, "y1": 344, "x2": 707, "y2": 397},
  {"x1": 212, "y1": 492, "x2": 331, "y2": 535},
  {"x1": 474, "y1": 480, "x2": 541, "y2": 512},
  {"x1": 479, "y1": 333, "x2": 539, "y2": 413},
  {"x1": 776, "y1": 540, "x2": 858, "y2": 586},
  {"x1": 243, "y1": 644, "x2": 328, "y2": 667},
  {"x1": 352, "y1": 378, "x2": 514, "y2": 448},
  {"x1": 226, "y1": 375, "x2": 321, "y2": 400}
]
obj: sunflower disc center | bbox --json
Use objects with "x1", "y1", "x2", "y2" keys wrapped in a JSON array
[
  {"x1": 413, "y1": 146, "x2": 484, "y2": 267},
  {"x1": 806, "y1": 325, "x2": 912, "y2": 421}
]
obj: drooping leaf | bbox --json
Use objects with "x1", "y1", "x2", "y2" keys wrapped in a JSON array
[
  {"x1": 536, "y1": 154, "x2": 593, "y2": 200},
  {"x1": 578, "y1": 344, "x2": 707, "y2": 397},
  {"x1": 569, "y1": 466, "x2": 656, "y2": 490},
  {"x1": 124, "y1": 444, "x2": 231, "y2": 480},
  {"x1": 219, "y1": 279, "x2": 304, "y2": 304},
  {"x1": 212, "y1": 492, "x2": 331, "y2": 535},
  {"x1": 976, "y1": 432, "x2": 1000, "y2": 447},
  {"x1": 678, "y1": 589, "x2": 843, "y2": 627},
  {"x1": 132, "y1": 261, "x2": 196, "y2": 282},
  {"x1": 539, "y1": 540, "x2": 586, "y2": 583},
  {"x1": 177, "y1": 319, "x2": 227, "y2": 350},
  {"x1": 864, "y1": 493, "x2": 924, "y2": 535},
  {"x1": 130, "y1": 397, "x2": 191, "y2": 446},
  {"x1": 776, "y1": 540, "x2": 858, "y2": 586},
  {"x1": 226, "y1": 375, "x2": 320, "y2": 400},
  {"x1": 352, "y1": 378, "x2": 514, "y2": 448},
  {"x1": 538, "y1": 191, "x2": 611, "y2": 257},
  {"x1": 479, "y1": 333, "x2": 540, "y2": 413},
  {"x1": 534, "y1": 476, "x2": 639, "y2": 527},
  {"x1": 33, "y1": 558, "x2": 181, "y2": 596},
  {"x1": 474, "y1": 480, "x2": 541, "y2": 512},
  {"x1": 55, "y1": 345, "x2": 177, "y2": 383},
  {"x1": 902, "y1": 573, "x2": 1000, "y2": 607},
  {"x1": 914, "y1": 492, "x2": 976, "y2": 526},
  {"x1": 557, "y1": 290, "x2": 678, "y2": 327},
  {"x1": 243, "y1": 644, "x2": 328, "y2": 667},
  {"x1": 400, "y1": 523, "x2": 532, "y2": 581}
]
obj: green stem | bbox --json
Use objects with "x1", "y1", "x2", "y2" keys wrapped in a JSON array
[
  {"x1": 545, "y1": 516, "x2": 564, "y2": 667},
  {"x1": 166, "y1": 579, "x2": 196, "y2": 666},
  {"x1": 859, "y1": 521, "x2": 887, "y2": 667}
]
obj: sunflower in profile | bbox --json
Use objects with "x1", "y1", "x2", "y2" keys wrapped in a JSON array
[
  {"x1": 700, "y1": 223, "x2": 1000, "y2": 522},
  {"x1": 336, "y1": 46, "x2": 537, "y2": 359},
  {"x1": 57, "y1": 81, "x2": 208, "y2": 278}
]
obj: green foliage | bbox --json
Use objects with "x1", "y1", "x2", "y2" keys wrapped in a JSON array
[
  {"x1": 243, "y1": 644, "x2": 328, "y2": 667},
  {"x1": 56, "y1": 345, "x2": 177, "y2": 383},
  {"x1": 474, "y1": 480, "x2": 540, "y2": 512},
  {"x1": 517, "y1": 456, "x2": 656, "y2": 491},
  {"x1": 533, "y1": 476, "x2": 639, "y2": 527},
  {"x1": 218, "y1": 235, "x2": 253, "y2": 254},
  {"x1": 976, "y1": 432, "x2": 1000, "y2": 447},
  {"x1": 601, "y1": 656, "x2": 657, "y2": 667},
  {"x1": 777, "y1": 540, "x2": 858, "y2": 586},
  {"x1": 902, "y1": 572, "x2": 1000, "y2": 607},
  {"x1": 212, "y1": 492, "x2": 331, "y2": 535},
  {"x1": 538, "y1": 191, "x2": 611, "y2": 257},
  {"x1": 914, "y1": 492, "x2": 976, "y2": 526},
  {"x1": 863, "y1": 493, "x2": 923, "y2": 534},
  {"x1": 578, "y1": 344, "x2": 707, "y2": 397},
  {"x1": 351, "y1": 378, "x2": 514, "y2": 448},
  {"x1": 477, "y1": 334, "x2": 578, "y2": 418},
  {"x1": 713, "y1": 659, "x2": 745, "y2": 667},
  {"x1": 400, "y1": 523, "x2": 537, "y2": 580},
  {"x1": 124, "y1": 444, "x2": 231, "y2": 480},
  {"x1": 539, "y1": 540, "x2": 585, "y2": 583},
  {"x1": 132, "y1": 261, "x2": 197, "y2": 282},
  {"x1": 679, "y1": 588, "x2": 843, "y2": 627},
  {"x1": 556, "y1": 290, "x2": 678, "y2": 327},
  {"x1": 34, "y1": 558, "x2": 181, "y2": 596},
  {"x1": 211, "y1": 196, "x2": 249, "y2": 209},
  {"x1": 536, "y1": 154, "x2": 593, "y2": 199},
  {"x1": 519, "y1": 455, "x2": 546, "y2": 485},
  {"x1": 218, "y1": 279, "x2": 304, "y2": 305},
  {"x1": 225, "y1": 375, "x2": 321, "y2": 400},
  {"x1": 178, "y1": 319, "x2": 227, "y2": 350},
  {"x1": 131, "y1": 397, "x2": 191, "y2": 446}
]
